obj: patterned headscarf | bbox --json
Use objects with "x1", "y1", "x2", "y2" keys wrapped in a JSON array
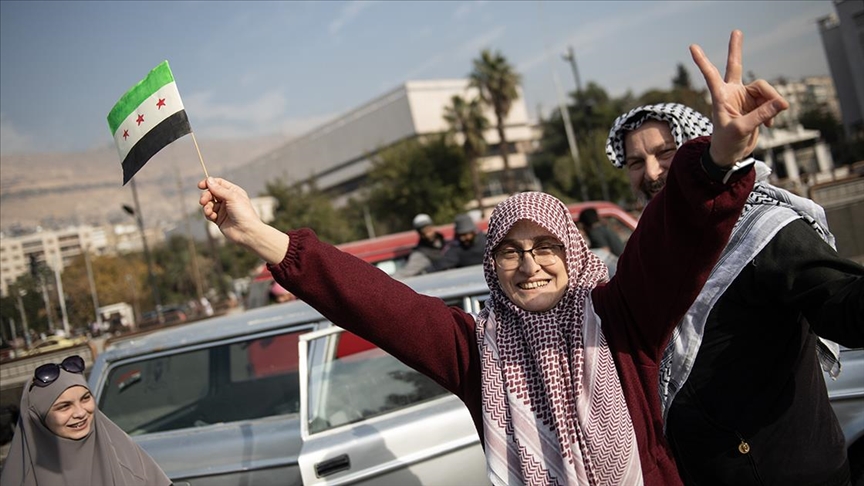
[
  {"x1": 605, "y1": 103, "x2": 713, "y2": 168},
  {"x1": 475, "y1": 192, "x2": 642, "y2": 486}
]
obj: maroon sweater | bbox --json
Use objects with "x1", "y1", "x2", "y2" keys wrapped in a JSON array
[{"x1": 269, "y1": 137, "x2": 754, "y2": 485}]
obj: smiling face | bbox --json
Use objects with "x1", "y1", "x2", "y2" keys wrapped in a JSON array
[
  {"x1": 495, "y1": 219, "x2": 569, "y2": 312},
  {"x1": 624, "y1": 120, "x2": 678, "y2": 201},
  {"x1": 45, "y1": 385, "x2": 95, "y2": 440}
]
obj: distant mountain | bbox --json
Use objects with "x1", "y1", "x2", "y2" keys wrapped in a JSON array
[{"x1": 0, "y1": 135, "x2": 289, "y2": 232}]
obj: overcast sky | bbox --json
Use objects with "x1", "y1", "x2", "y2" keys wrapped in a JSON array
[{"x1": 0, "y1": 0, "x2": 837, "y2": 155}]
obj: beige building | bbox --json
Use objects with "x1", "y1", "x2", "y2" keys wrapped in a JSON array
[
  {"x1": 773, "y1": 76, "x2": 842, "y2": 128},
  {"x1": 0, "y1": 223, "x2": 166, "y2": 297},
  {"x1": 226, "y1": 79, "x2": 540, "y2": 216},
  {"x1": 0, "y1": 226, "x2": 108, "y2": 297}
]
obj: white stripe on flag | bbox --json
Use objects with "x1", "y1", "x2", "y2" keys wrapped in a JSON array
[{"x1": 112, "y1": 81, "x2": 185, "y2": 163}]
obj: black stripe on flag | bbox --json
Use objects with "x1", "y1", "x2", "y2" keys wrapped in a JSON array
[{"x1": 122, "y1": 110, "x2": 192, "y2": 185}]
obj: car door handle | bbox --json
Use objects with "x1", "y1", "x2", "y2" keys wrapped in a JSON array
[{"x1": 315, "y1": 453, "x2": 351, "y2": 477}]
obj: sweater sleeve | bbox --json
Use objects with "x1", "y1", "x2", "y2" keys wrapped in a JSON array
[
  {"x1": 594, "y1": 136, "x2": 755, "y2": 363},
  {"x1": 591, "y1": 137, "x2": 755, "y2": 486},
  {"x1": 266, "y1": 230, "x2": 483, "y2": 404}
]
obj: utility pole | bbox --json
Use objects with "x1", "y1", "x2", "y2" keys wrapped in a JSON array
[
  {"x1": 51, "y1": 255, "x2": 70, "y2": 335},
  {"x1": 83, "y1": 246, "x2": 102, "y2": 331},
  {"x1": 125, "y1": 178, "x2": 164, "y2": 324},
  {"x1": 39, "y1": 273, "x2": 55, "y2": 332},
  {"x1": 562, "y1": 45, "x2": 611, "y2": 202},
  {"x1": 363, "y1": 205, "x2": 376, "y2": 239},
  {"x1": 175, "y1": 168, "x2": 204, "y2": 302},
  {"x1": 537, "y1": 8, "x2": 588, "y2": 201},
  {"x1": 16, "y1": 289, "x2": 31, "y2": 348},
  {"x1": 561, "y1": 46, "x2": 582, "y2": 94}
]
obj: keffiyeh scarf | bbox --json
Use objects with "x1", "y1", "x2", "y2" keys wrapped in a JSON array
[
  {"x1": 605, "y1": 103, "x2": 840, "y2": 426},
  {"x1": 475, "y1": 191, "x2": 642, "y2": 486}
]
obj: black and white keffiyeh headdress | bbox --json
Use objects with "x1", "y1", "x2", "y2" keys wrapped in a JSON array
[
  {"x1": 604, "y1": 103, "x2": 841, "y2": 427},
  {"x1": 605, "y1": 103, "x2": 713, "y2": 168}
]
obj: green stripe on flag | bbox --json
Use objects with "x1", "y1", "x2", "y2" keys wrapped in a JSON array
[{"x1": 107, "y1": 61, "x2": 176, "y2": 134}]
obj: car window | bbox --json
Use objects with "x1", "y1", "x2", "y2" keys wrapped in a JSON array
[
  {"x1": 99, "y1": 330, "x2": 304, "y2": 436},
  {"x1": 306, "y1": 331, "x2": 449, "y2": 435}
]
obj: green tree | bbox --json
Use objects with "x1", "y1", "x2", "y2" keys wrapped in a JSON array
[
  {"x1": 1, "y1": 276, "x2": 46, "y2": 342},
  {"x1": 265, "y1": 178, "x2": 361, "y2": 245},
  {"x1": 150, "y1": 235, "x2": 216, "y2": 307},
  {"x1": 531, "y1": 82, "x2": 632, "y2": 204},
  {"x1": 470, "y1": 49, "x2": 522, "y2": 194},
  {"x1": 365, "y1": 136, "x2": 473, "y2": 234},
  {"x1": 443, "y1": 94, "x2": 489, "y2": 212},
  {"x1": 632, "y1": 65, "x2": 711, "y2": 116},
  {"x1": 672, "y1": 63, "x2": 692, "y2": 90},
  {"x1": 60, "y1": 252, "x2": 150, "y2": 327}
]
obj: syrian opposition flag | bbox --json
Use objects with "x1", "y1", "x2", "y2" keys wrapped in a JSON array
[{"x1": 107, "y1": 61, "x2": 192, "y2": 185}]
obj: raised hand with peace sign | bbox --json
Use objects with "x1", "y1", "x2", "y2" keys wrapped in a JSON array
[{"x1": 689, "y1": 30, "x2": 789, "y2": 168}]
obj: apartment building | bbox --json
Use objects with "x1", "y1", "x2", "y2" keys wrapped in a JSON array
[
  {"x1": 0, "y1": 226, "x2": 106, "y2": 296},
  {"x1": 0, "y1": 223, "x2": 167, "y2": 297},
  {"x1": 817, "y1": 0, "x2": 864, "y2": 137},
  {"x1": 773, "y1": 76, "x2": 842, "y2": 128}
]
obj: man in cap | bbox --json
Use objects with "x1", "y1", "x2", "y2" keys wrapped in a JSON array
[
  {"x1": 434, "y1": 213, "x2": 487, "y2": 271},
  {"x1": 393, "y1": 213, "x2": 447, "y2": 278},
  {"x1": 606, "y1": 102, "x2": 864, "y2": 485}
]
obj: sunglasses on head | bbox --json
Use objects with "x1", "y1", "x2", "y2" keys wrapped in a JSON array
[{"x1": 30, "y1": 355, "x2": 86, "y2": 391}]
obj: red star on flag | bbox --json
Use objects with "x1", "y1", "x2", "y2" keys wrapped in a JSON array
[
  {"x1": 156, "y1": 98, "x2": 166, "y2": 109},
  {"x1": 123, "y1": 129, "x2": 129, "y2": 140},
  {"x1": 136, "y1": 114, "x2": 145, "y2": 125}
]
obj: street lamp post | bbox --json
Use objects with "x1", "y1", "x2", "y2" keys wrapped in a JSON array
[
  {"x1": 124, "y1": 178, "x2": 164, "y2": 324},
  {"x1": 51, "y1": 255, "x2": 71, "y2": 335},
  {"x1": 562, "y1": 45, "x2": 610, "y2": 202},
  {"x1": 83, "y1": 246, "x2": 102, "y2": 331},
  {"x1": 16, "y1": 288, "x2": 31, "y2": 348}
]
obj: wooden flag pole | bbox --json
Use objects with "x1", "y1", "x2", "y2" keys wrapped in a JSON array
[{"x1": 190, "y1": 132, "x2": 210, "y2": 179}]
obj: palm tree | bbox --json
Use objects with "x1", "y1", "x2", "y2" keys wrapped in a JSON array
[
  {"x1": 444, "y1": 95, "x2": 489, "y2": 212},
  {"x1": 469, "y1": 49, "x2": 522, "y2": 195}
]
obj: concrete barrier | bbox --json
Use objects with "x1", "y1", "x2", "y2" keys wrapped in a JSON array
[{"x1": 0, "y1": 344, "x2": 96, "y2": 391}]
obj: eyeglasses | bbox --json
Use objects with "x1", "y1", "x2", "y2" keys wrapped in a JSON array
[
  {"x1": 30, "y1": 355, "x2": 86, "y2": 391},
  {"x1": 494, "y1": 244, "x2": 565, "y2": 270}
]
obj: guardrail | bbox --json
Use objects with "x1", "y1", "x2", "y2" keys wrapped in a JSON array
[{"x1": 0, "y1": 344, "x2": 96, "y2": 389}]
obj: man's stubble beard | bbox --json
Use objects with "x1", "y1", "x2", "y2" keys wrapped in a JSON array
[{"x1": 639, "y1": 177, "x2": 667, "y2": 204}]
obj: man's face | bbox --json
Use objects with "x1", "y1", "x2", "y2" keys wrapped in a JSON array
[
  {"x1": 418, "y1": 225, "x2": 436, "y2": 242},
  {"x1": 457, "y1": 232, "x2": 475, "y2": 248},
  {"x1": 624, "y1": 120, "x2": 678, "y2": 202}
]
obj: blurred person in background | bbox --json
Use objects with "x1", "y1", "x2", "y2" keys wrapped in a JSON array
[
  {"x1": 270, "y1": 281, "x2": 296, "y2": 304},
  {"x1": 578, "y1": 207, "x2": 624, "y2": 257},
  {"x1": 393, "y1": 213, "x2": 447, "y2": 278},
  {"x1": 606, "y1": 101, "x2": 864, "y2": 485},
  {"x1": 433, "y1": 213, "x2": 487, "y2": 271}
]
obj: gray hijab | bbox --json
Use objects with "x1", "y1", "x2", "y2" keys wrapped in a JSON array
[{"x1": 0, "y1": 368, "x2": 171, "y2": 486}]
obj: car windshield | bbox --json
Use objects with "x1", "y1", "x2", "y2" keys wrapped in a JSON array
[{"x1": 99, "y1": 330, "x2": 304, "y2": 435}]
